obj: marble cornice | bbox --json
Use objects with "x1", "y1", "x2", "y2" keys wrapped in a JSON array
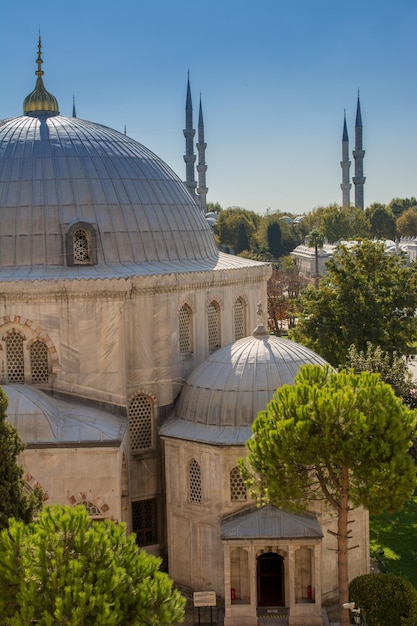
[{"x1": 0, "y1": 263, "x2": 271, "y2": 301}]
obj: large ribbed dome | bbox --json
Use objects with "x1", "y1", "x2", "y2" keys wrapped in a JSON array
[
  {"x1": 160, "y1": 324, "x2": 329, "y2": 445},
  {"x1": 0, "y1": 114, "x2": 217, "y2": 271}
]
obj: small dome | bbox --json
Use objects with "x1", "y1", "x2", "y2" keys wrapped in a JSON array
[
  {"x1": 4, "y1": 384, "x2": 126, "y2": 444},
  {"x1": 173, "y1": 325, "x2": 328, "y2": 432}
]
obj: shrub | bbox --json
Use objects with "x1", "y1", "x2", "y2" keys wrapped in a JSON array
[{"x1": 349, "y1": 573, "x2": 417, "y2": 625}]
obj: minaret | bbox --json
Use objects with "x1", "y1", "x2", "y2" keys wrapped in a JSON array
[
  {"x1": 340, "y1": 110, "x2": 351, "y2": 207},
  {"x1": 183, "y1": 74, "x2": 197, "y2": 198},
  {"x1": 72, "y1": 95, "x2": 77, "y2": 118},
  {"x1": 352, "y1": 91, "x2": 366, "y2": 210},
  {"x1": 196, "y1": 95, "x2": 208, "y2": 213}
]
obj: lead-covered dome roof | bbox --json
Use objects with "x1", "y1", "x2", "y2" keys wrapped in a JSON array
[
  {"x1": 160, "y1": 323, "x2": 329, "y2": 445},
  {"x1": 4, "y1": 384, "x2": 126, "y2": 445},
  {"x1": 0, "y1": 40, "x2": 218, "y2": 276},
  {"x1": 0, "y1": 115, "x2": 218, "y2": 269}
]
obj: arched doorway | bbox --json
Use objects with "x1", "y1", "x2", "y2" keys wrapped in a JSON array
[{"x1": 257, "y1": 552, "x2": 285, "y2": 607}]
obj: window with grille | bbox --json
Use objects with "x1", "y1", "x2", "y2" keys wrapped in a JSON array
[
  {"x1": 132, "y1": 499, "x2": 157, "y2": 546},
  {"x1": 30, "y1": 340, "x2": 49, "y2": 383},
  {"x1": 179, "y1": 304, "x2": 192, "y2": 354},
  {"x1": 233, "y1": 298, "x2": 245, "y2": 340},
  {"x1": 230, "y1": 466, "x2": 247, "y2": 501},
  {"x1": 81, "y1": 500, "x2": 102, "y2": 517},
  {"x1": 207, "y1": 301, "x2": 220, "y2": 352},
  {"x1": 73, "y1": 229, "x2": 90, "y2": 263},
  {"x1": 6, "y1": 330, "x2": 24, "y2": 383},
  {"x1": 128, "y1": 394, "x2": 153, "y2": 453},
  {"x1": 188, "y1": 459, "x2": 202, "y2": 504}
]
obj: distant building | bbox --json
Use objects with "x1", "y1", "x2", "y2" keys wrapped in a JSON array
[
  {"x1": 292, "y1": 239, "x2": 417, "y2": 279},
  {"x1": 340, "y1": 93, "x2": 365, "y2": 209},
  {"x1": 184, "y1": 75, "x2": 208, "y2": 212}
]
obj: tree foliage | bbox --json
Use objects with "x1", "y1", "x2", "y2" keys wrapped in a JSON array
[
  {"x1": 0, "y1": 386, "x2": 42, "y2": 530},
  {"x1": 349, "y1": 573, "x2": 417, "y2": 626},
  {"x1": 396, "y1": 207, "x2": 417, "y2": 237},
  {"x1": 0, "y1": 504, "x2": 185, "y2": 626},
  {"x1": 266, "y1": 220, "x2": 282, "y2": 258},
  {"x1": 345, "y1": 342, "x2": 417, "y2": 409},
  {"x1": 305, "y1": 230, "x2": 325, "y2": 286},
  {"x1": 240, "y1": 365, "x2": 417, "y2": 626},
  {"x1": 214, "y1": 207, "x2": 260, "y2": 252},
  {"x1": 365, "y1": 203, "x2": 396, "y2": 239},
  {"x1": 267, "y1": 260, "x2": 306, "y2": 334},
  {"x1": 303, "y1": 204, "x2": 369, "y2": 243},
  {"x1": 388, "y1": 197, "x2": 417, "y2": 220},
  {"x1": 291, "y1": 240, "x2": 417, "y2": 367}
]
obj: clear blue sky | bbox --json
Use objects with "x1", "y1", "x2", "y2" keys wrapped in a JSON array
[{"x1": 1, "y1": 0, "x2": 416, "y2": 215}]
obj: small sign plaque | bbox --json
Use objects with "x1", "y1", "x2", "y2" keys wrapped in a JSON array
[{"x1": 193, "y1": 591, "x2": 216, "y2": 607}]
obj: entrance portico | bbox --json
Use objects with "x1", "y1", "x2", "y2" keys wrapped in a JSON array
[{"x1": 222, "y1": 506, "x2": 324, "y2": 626}]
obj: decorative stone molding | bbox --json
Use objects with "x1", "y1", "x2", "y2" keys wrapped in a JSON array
[
  {"x1": 0, "y1": 316, "x2": 59, "y2": 367},
  {"x1": 68, "y1": 491, "x2": 109, "y2": 514}
]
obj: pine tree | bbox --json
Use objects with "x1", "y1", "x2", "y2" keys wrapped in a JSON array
[
  {"x1": 240, "y1": 365, "x2": 417, "y2": 626},
  {"x1": 0, "y1": 386, "x2": 42, "y2": 530},
  {"x1": 0, "y1": 504, "x2": 185, "y2": 625}
]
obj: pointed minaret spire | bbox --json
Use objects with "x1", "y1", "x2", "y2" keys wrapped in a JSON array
[
  {"x1": 352, "y1": 90, "x2": 366, "y2": 210},
  {"x1": 196, "y1": 94, "x2": 208, "y2": 213},
  {"x1": 340, "y1": 109, "x2": 351, "y2": 207},
  {"x1": 72, "y1": 94, "x2": 77, "y2": 118},
  {"x1": 23, "y1": 36, "x2": 59, "y2": 116},
  {"x1": 183, "y1": 72, "x2": 197, "y2": 198}
]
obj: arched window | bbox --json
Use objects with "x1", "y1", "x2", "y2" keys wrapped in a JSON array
[
  {"x1": 65, "y1": 221, "x2": 97, "y2": 266},
  {"x1": 30, "y1": 340, "x2": 49, "y2": 384},
  {"x1": 5, "y1": 329, "x2": 24, "y2": 383},
  {"x1": 188, "y1": 459, "x2": 202, "y2": 504},
  {"x1": 80, "y1": 500, "x2": 103, "y2": 518},
  {"x1": 230, "y1": 466, "x2": 247, "y2": 501},
  {"x1": 233, "y1": 297, "x2": 246, "y2": 340},
  {"x1": 73, "y1": 228, "x2": 90, "y2": 263},
  {"x1": 207, "y1": 301, "x2": 220, "y2": 352},
  {"x1": 128, "y1": 393, "x2": 154, "y2": 453},
  {"x1": 179, "y1": 304, "x2": 193, "y2": 354}
]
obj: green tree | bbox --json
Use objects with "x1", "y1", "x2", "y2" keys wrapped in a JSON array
[
  {"x1": 235, "y1": 220, "x2": 250, "y2": 253},
  {"x1": 365, "y1": 203, "x2": 396, "y2": 239},
  {"x1": 0, "y1": 386, "x2": 42, "y2": 530},
  {"x1": 258, "y1": 213, "x2": 301, "y2": 258},
  {"x1": 349, "y1": 573, "x2": 417, "y2": 626},
  {"x1": 214, "y1": 207, "x2": 260, "y2": 252},
  {"x1": 396, "y1": 206, "x2": 417, "y2": 237},
  {"x1": 305, "y1": 204, "x2": 369, "y2": 243},
  {"x1": 322, "y1": 204, "x2": 369, "y2": 243},
  {"x1": 0, "y1": 504, "x2": 185, "y2": 626},
  {"x1": 240, "y1": 365, "x2": 417, "y2": 626},
  {"x1": 206, "y1": 201, "x2": 223, "y2": 214},
  {"x1": 305, "y1": 230, "x2": 324, "y2": 287},
  {"x1": 388, "y1": 197, "x2": 417, "y2": 220},
  {"x1": 345, "y1": 342, "x2": 417, "y2": 408},
  {"x1": 291, "y1": 240, "x2": 417, "y2": 367},
  {"x1": 266, "y1": 220, "x2": 282, "y2": 258}
]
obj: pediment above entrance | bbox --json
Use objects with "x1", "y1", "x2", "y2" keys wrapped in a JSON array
[{"x1": 221, "y1": 505, "x2": 323, "y2": 540}]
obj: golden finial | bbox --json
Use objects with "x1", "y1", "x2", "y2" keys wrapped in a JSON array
[
  {"x1": 35, "y1": 35, "x2": 44, "y2": 79},
  {"x1": 23, "y1": 36, "x2": 59, "y2": 116}
]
